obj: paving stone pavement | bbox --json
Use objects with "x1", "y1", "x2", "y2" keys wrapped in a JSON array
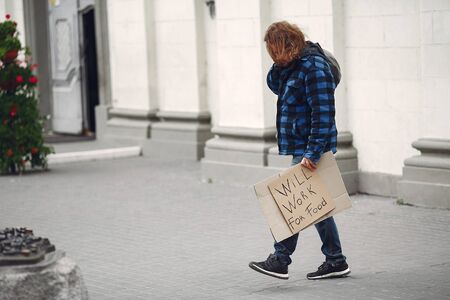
[{"x1": 1, "y1": 156, "x2": 449, "y2": 300}]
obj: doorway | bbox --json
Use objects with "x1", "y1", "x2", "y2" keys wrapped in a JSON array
[
  {"x1": 80, "y1": 6, "x2": 99, "y2": 134},
  {"x1": 24, "y1": 0, "x2": 101, "y2": 141}
]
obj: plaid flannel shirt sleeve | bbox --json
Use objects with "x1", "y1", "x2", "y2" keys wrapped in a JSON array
[
  {"x1": 303, "y1": 66, "x2": 336, "y2": 164},
  {"x1": 266, "y1": 64, "x2": 282, "y2": 95}
]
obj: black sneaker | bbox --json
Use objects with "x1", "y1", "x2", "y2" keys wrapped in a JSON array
[
  {"x1": 306, "y1": 261, "x2": 351, "y2": 280},
  {"x1": 249, "y1": 254, "x2": 289, "y2": 280}
]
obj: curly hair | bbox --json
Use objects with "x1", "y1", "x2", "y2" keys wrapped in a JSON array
[{"x1": 264, "y1": 21, "x2": 306, "y2": 67}]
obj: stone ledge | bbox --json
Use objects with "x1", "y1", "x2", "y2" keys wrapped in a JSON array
[
  {"x1": 156, "y1": 111, "x2": 211, "y2": 122},
  {"x1": 105, "y1": 118, "x2": 151, "y2": 139},
  {"x1": 104, "y1": 108, "x2": 157, "y2": 140},
  {"x1": 398, "y1": 179, "x2": 450, "y2": 209},
  {"x1": 359, "y1": 171, "x2": 400, "y2": 198},
  {"x1": 211, "y1": 126, "x2": 276, "y2": 139},
  {"x1": 412, "y1": 138, "x2": 450, "y2": 153},
  {"x1": 0, "y1": 250, "x2": 88, "y2": 300},
  {"x1": 144, "y1": 111, "x2": 213, "y2": 160},
  {"x1": 404, "y1": 155, "x2": 450, "y2": 170},
  {"x1": 399, "y1": 138, "x2": 450, "y2": 209},
  {"x1": 109, "y1": 108, "x2": 157, "y2": 120},
  {"x1": 205, "y1": 136, "x2": 275, "y2": 153}
]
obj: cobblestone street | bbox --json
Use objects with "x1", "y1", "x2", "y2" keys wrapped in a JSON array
[{"x1": 1, "y1": 157, "x2": 449, "y2": 299}]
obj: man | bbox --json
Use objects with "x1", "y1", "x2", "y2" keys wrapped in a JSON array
[{"x1": 248, "y1": 21, "x2": 350, "y2": 280}]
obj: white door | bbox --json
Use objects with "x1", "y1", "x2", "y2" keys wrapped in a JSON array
[{"x1": 48, "y1": 0, "x2": 83, "y2": 134}]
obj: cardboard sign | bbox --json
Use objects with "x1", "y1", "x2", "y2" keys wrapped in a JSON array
[
  {"x1": 267, "y1": 164, "x2": 335, "y2": 233},
  {"x1": 254, "y1": 152, "x2": 352, "y2": 242}
]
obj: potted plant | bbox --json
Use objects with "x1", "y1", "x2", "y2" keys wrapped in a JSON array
[
  {"x1": 0, "y1": 14, "x2": 52, "y2": 174},
  {"x1": 0, "y1": 14, "x2": 16, "y2": 39},
  {"x1": 0, "y1": 15, "x2": 20, "y2": 63},
  {"x1": 0, "y1": 36, "x2": 21, "y2": 62}
]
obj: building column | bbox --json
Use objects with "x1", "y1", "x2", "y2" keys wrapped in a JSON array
[
  {"x1": 398, "y1": 1, "x2": 450, "y2": 208},
  {"x1": 398, "y1": 139, "x2": 450, "y2": 209},
  {"x1": 142, "y1": 0, "x2": 212, "y2": 160},
  {"x1": 332, "y1": 0, "x2": 358, "y2": 194},
  {"x1": 101, "y1": 0, "x2": 158, "y2": 141},
  {"x1": 93, "y1": 0, "x2": 112, "y2": 139},
  {"x1": 201, "y1": 0, "x2": 277, "y2": 184}
]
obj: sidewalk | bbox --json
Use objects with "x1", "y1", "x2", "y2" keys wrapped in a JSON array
[
  {"x1": 47, "y1": 139, "x2": 142, "y2": 165},
  {"x1": 1, "y1": 156, "x2": 449, "y2": 299}
]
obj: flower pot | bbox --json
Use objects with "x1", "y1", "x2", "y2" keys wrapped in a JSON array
[{"x1": 2, "y1": 49, "x2": 18, "y2": 63}]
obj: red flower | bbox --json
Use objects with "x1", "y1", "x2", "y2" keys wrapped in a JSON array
[
  {"x1": 31, "y1": 147, "x2": 39, "y2": 155},
  {"x1": 5, "y1": 14, "x2": 10, "y2": 20},
  {"x1": 16, "y1": 75, "x2": 24, "y2": 83},
  {"x1": 9, "y1": 105, "x2": 17, "y2": 117},
  {"x1": 6, "y1": 149, "x2": 13, "y2": 157},
  {"x1": 2, "y1": 119, "x2": 7, "y2": 125},
  {"x1": 29, "y1": 76, "x2": 38, "y2": 84},
  {"x1": 30, "y1": 64, "x2": 39, "y2": 71}
]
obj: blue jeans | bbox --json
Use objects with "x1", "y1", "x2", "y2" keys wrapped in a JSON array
[{"x1": 273, "y1": 156, "x2": 346, "y2": 266}]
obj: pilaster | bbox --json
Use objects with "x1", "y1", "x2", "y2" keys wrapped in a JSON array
[
  {"x1": 332, "y1": 0, "x2": 359, "y2": 194},
  {"x1": 398, "y1": 2, "x2": 450, "y2": 208},
  {"x1": 202, "y1": 127, "x2": 277, "y2": 185},
  {"x1": 103, "y1": 0, "x2": 158, "y2": 141},
  {"x1": 143, "y1": 111, "x2": 212, "y2": 160},
  {"x1": 200, "y1": 0, "x2": 276, "y2": 184},
  {"x1": 142, "y1": 0, "x2": 212, "y2": 159},
  {"x1": 104, "y1": 108, "x2": 157, "y2": 140},
  {"x1": 398, "y1": 139, "x2": 450, "y2": 209},
  {"x1": 335, "y1": 132, "x2": 358, "y2": 194},
  {"x1": 94, "y1": 0, "x2": 112, "y2": 140}
]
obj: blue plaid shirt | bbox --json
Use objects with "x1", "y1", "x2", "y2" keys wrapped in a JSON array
[{"x1": 267, "y1": 55, "x2": 337, "y2": 164}]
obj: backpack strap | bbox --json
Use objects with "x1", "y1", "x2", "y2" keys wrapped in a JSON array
[
  {"x1": 298, "y1": 41, "x2": 341, "y2": 85},
  {"x1": 299, "y1": 41, "x2": 328, "y2": 63}
]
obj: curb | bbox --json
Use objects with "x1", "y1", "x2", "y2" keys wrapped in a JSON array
[{"x1": 47, "y1": 146, "x2": 142, "y2": 165}]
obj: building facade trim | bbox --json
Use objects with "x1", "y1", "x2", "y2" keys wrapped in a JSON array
[{"x1": 398, "y1": 138, "x2": 450, "y2": 209}]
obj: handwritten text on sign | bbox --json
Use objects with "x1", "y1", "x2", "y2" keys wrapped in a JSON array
[{"x1": 267, "y1": 164, "x2": 335, "y2": 233}]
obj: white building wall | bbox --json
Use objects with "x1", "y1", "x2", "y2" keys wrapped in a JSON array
[
  {"x1": 153, "y1": 0, "x2": 207, "y2": 113},
  {"x1": 420, "y1": 0, "x2": 450, "y2": 139},
  {"x1": 345, "y1": 0, "x2": 423, "y2": 175},
  {"x1": 107, "y1": 0, "x2": 151, "y2": 111},
  {"x1": 215, "y1": 0, "x2": 274, "y2": 129},
  {"x1": 271, "y1": 0, "x2": 333, "y2": 50}
]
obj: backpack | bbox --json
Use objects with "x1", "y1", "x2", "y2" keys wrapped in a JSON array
[{"x1": 299, "y1": 41, "x2": 341, "y2": 86}]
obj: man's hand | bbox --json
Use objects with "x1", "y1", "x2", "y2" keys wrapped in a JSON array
[{"x1": 300, "y1": 157, "x2": 317, "y2": 171}]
